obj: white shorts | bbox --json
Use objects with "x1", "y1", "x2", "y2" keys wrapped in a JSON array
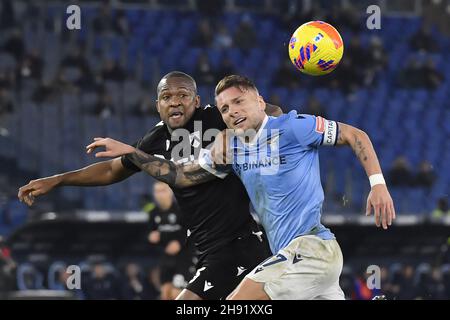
[{"x1": 246, "y1": 235, "x2": 345, "y2": 300}]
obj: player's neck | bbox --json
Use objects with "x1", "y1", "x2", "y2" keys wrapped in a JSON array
[
  {"x1": 254, "y1": 119, "x2": 264, "y2": 134},
  {"x1": 166, "y1": 117, "x2": 192, "y2": 134},
  {"x1": 241, "y1": 115, "x2": 268, "y2": 145}
]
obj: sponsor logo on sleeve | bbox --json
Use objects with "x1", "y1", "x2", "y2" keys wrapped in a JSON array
[{"x1": 315, "y1": 116, "x2": 325, "y2": 133}]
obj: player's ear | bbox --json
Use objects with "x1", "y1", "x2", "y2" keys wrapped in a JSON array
[
  {"x1": 258, "y1": 95, "x2": 266, "y2": 111},
  {"x1": 194, "y1": 94, "x2": 201, "y2": 109},
  {"x1": 155, "y1": 100, "x2": 161, "y2": 113}
]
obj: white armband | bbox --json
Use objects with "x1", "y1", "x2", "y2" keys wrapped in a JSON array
[
  {"x1": 369, "y1": 174, "x2": 386, "y2": 188},
  {"x1": 321, "y1": 119, "x2": 338, "y2": 146}
]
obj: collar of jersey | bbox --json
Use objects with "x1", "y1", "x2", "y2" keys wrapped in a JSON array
[{"x1": 240, "y1": 115, "x2": 269, "y2": 147}]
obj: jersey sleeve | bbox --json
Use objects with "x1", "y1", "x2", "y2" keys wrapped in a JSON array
[
  {"x1": 287, "y1": 111, "x2": 339, "y2": 147},
  {"x1": 198, "y1": 148, "x2": 230, "y2": 179}
]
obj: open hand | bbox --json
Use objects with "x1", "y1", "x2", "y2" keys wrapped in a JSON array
[
  {"x1": 86, "y1": 137, "x2": 135, "y2": 158},
  {"x1": 366, "y1": 184, "x2": 396, "y2": 230}
]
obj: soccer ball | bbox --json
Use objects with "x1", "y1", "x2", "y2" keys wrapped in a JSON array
[{"x1": 288, "y1": 21, "x2": 344, "y2": 76}]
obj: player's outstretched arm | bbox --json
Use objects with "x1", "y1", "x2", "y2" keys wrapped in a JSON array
[
  {"x1": 18, "y1": 157, "x2": 134, "y2": 206},
  {"x1": 126, "y1": 149, "x2": 216, "y2": 188},
  {"x1": 87, "y1": 137, "x2": 216, "y2": 188},
  {"x1": 336, "y1": 123, "x2": 396, "y2": 229}
]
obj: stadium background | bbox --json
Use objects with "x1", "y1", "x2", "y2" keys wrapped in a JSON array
[{"x1": 0, "y1": 0, "x2": 449, "y2": 299}]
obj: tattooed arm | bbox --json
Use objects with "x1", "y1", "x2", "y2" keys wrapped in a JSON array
[
  {"x1": 126, "y1": 149, "x2": 216, "y2": 188},
  {"x1": 335, "y1": 123, "x2": 382, "y2": 176},
  {"x1": 336, "y1": 123, "x2": 395, "y2": 229},
  {"x1": 85, "y1": 137, "x2": 215, "y2": 188}
]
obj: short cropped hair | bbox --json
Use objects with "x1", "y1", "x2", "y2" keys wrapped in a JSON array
[
  {"x1": 157, "y1": 71, "x2": 197, "y2": 95},
  {"x1": 215, "y1": 75, "x2": 259, "y2": 97}
]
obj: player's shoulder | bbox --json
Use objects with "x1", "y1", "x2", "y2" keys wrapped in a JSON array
[
  {"x1": 267, "y1": 111, "x2": 319, "y2": 143},
  {"x1": 268, "y1": 110, "x2": 305, "y2": 127},
  {"x1": 197, "y1": 104, "x2": 226, "y2": 130},
  {"x1": 277, "y1": 110, "x2": 317, "y2": 124},
  {"x1": 138, "y1": 120, "x2": 167, "y2": 149},
  {"x1": 142, "y1": 120, "x2": 167, "y2": 139}
]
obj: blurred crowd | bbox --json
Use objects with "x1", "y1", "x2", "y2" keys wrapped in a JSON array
[
  {"x1": 0, "y1": 1, "x2": 446, "y2": 122},
  {"x1": 388, "y1": 157, "x2": 436, "y2": 191},
  {"x1": 2, "y1": 179, "x2": 450, "y2": 300},
  {"x1": 341, "y1": 262, "x2": 450, "y2": 300},
  {"x1": 4, "y1": 250, "x2": 450, "y2": 300},
  {"x1": 0, "y1": 0, "x2": 447, "y2": 213},
  {"x1": 1, "y1": 0, "x2": 450, "y2": 300},
  {"x1": 1, "y1": 181, "x2": 195, "y2": 300}
]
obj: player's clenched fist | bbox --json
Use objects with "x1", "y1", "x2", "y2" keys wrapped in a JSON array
[{"x1": 210, "y1": 130, "x2": 234, "y2": 165}]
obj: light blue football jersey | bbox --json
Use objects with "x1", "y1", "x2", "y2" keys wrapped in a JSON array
[{"x1": 200, "y1": 111, "x2": 339, "y2": 253}]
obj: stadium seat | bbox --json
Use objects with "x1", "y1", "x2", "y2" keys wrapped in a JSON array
[{"x1": 0, "y1": 5, "x2": 447, "y2": 217}]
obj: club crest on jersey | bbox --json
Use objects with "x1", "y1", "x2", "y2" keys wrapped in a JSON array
[
  {"x1": 189, "y1": 131, "x2": 201, "y2": 148},
  {"x1": 165, "y1": 139, "x2": 170, "y2": 151}
]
